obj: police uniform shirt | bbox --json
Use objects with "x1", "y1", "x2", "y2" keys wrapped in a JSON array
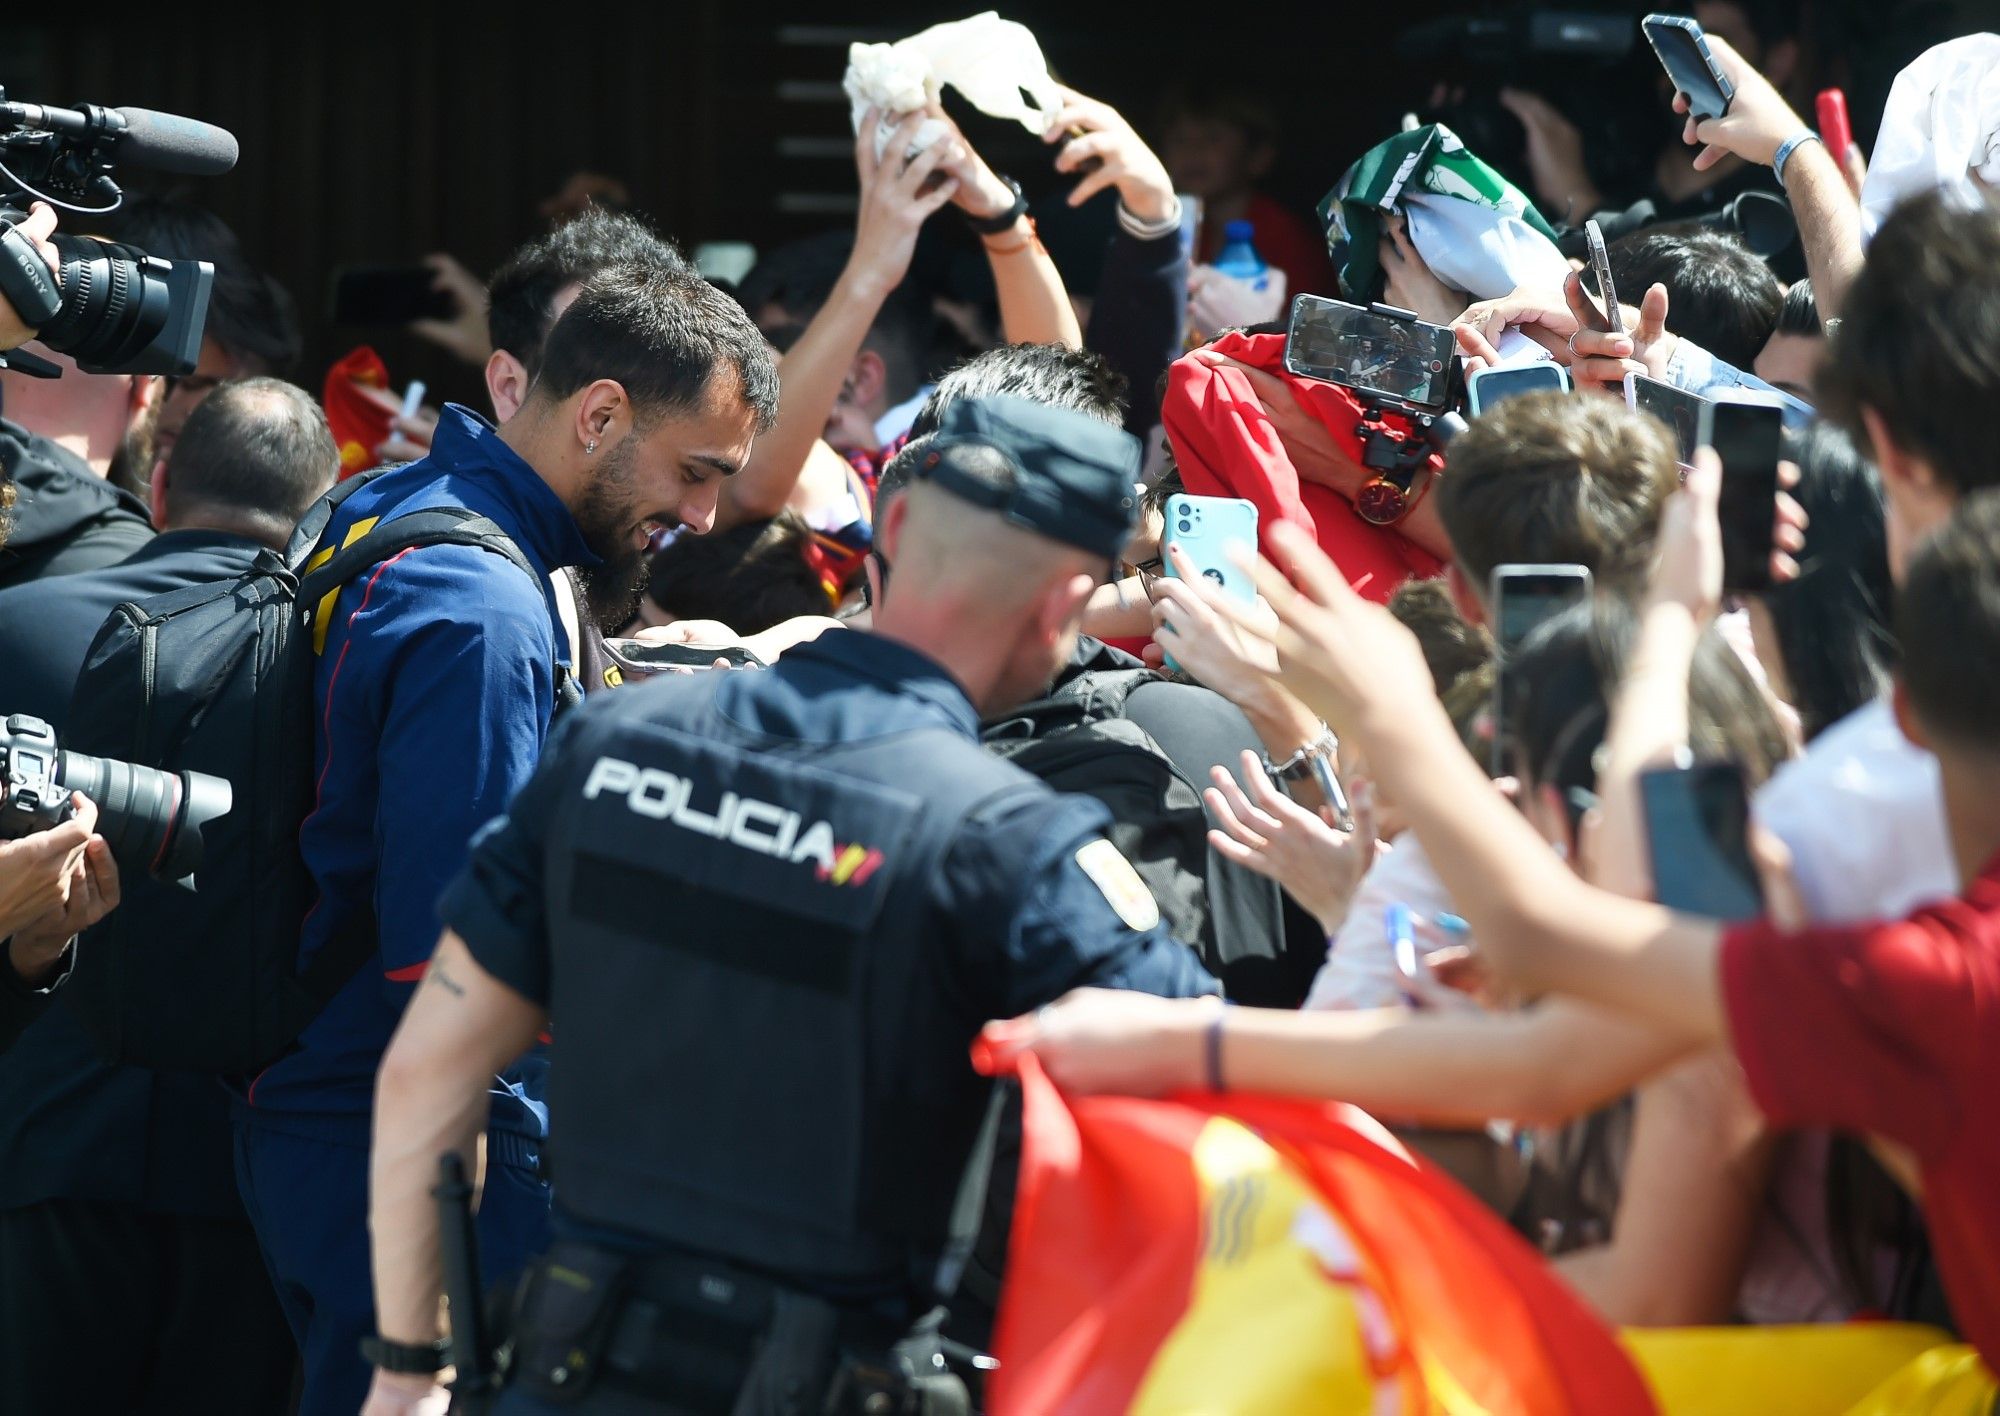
[{"x1": 442, "y1": 628, "x2": 1217, "y2": 1027}]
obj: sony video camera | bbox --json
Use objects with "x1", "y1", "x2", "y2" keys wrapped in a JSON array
[
  {"x1": 0, "y1": 90, "x2": 239, "y2": 377},
  {"x1": 0, "y1": 714, "x2": 230, "y2": 885}
]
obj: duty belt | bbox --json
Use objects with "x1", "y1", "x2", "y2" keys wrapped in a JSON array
[{"x1": 509, "y1": 1241, "x2": 960, "y2": 1415}]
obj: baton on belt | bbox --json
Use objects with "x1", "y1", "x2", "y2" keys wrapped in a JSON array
[{"x1": 436, "y1": 1151, "x2": 501, "y2": 1405}]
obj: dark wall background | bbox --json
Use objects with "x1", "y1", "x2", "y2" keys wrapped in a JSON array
[{"x1": 4, "y1": 0, "x2": 1986, "y2": 398}]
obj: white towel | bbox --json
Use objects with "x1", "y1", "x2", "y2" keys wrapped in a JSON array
[{"x1": 843, "y1": 12, "x2": 1062, "y2": 160}]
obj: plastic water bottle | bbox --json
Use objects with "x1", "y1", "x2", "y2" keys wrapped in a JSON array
[{"x1": 1212, "y1": 219, "x2": 1270, "y2": 293}]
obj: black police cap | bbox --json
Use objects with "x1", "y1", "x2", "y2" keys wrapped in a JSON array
[{"x1": 917, "y1": 395, "x2": 1142, "y2": 562}]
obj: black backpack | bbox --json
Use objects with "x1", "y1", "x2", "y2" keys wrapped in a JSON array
[
  {"x1": 60, "y1": 469, "x2": 573, "y2": 1073},
  {"x1": 981, "y1": 667, "x2": 1218, "y2": 956}
]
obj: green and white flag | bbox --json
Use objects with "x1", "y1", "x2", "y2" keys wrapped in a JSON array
[{"x1": 1320, "y1": 124, "x2": 1567, "y2": 304}]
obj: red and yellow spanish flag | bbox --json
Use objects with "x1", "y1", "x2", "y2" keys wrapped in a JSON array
[
  {"x1": 984, "y1": 1056, "x2": 1655, "y2": 1415},
  {"x1": 322, "y1": 345, "x2": 394, "y2": 480}
]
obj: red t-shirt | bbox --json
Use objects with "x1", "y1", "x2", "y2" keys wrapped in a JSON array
[{"x1": 1720, "y1": 853, "x2": 2000, "y2": 1367}]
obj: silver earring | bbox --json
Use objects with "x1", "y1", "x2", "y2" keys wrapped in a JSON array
[{"x1": 585, "y1": 439, "x2": 597, "y2": 454}]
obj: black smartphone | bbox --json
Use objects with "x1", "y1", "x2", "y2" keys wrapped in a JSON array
[
  {"x1": 1284, "y1": 294, "x2": 1462, "y2": 413},
  {"x1": 1639, "y1": 760, "x2": 1764, "y2": 921},
  {"x1": 1624, "y1": 373, "x2": 1709, "y2": 466},
  {"x1": 1490, "y1": 563, "x2": 1593, "y2": 775},
  {"x1": 329, "y1": 265, "x2": 453, "y2": 326},
  {"x1": 1642, "y1": 14, "x2": 1736, "y2": 122},
  {"x1": 1699, "y1": 395, "x2": 1784, "y2": 593},
  {"x1": 1584, "y1": 219, "x2": 1624, "y2": 335}
]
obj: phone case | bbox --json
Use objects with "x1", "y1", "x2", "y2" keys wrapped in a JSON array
[
  {"x1": 1161, "y1": 496, "x2": 1258, "y2": 672},
  {"x1": 1163, "y1": 496, "x2": 1258, "y2": 605},
  {"x1": 1642, "y1": 14, "x2": 1735, "y2": 120}
]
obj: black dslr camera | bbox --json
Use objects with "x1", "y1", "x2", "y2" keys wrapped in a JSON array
[
  {"x1": 0, "y1": 89, "x2": 238, "y2": 377},
  {"x1": 0, "y1": 714, "x2": 231, "y2": 885}
]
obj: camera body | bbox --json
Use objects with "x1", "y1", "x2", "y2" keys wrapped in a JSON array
[
  {"x1": 0, "y1": 714, "x2": 75, "y2": 835},
  {"x1": 0, "y1": 713, "x2": 231, "y2": 884}
]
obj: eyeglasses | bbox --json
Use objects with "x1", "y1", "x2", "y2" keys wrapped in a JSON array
[{"x1": 1128, "y1": 555, "x2": 1164, "y2": 590}]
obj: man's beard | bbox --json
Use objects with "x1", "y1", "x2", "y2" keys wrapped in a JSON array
[
  {"x1": 108, "y1": 399, "x2": 161, "y2": 501},
  {"x1": 570, "y1": 441, "x2": 653, "y2": 631}
]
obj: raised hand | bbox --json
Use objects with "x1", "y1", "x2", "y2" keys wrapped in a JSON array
[
  {"x1": 1205, "y1": 750, "x2": 1380, "y2": 933},
  {"x1": 848, "y1": 108, "x2": 962, "y2": 299},
  {"x1": 1042, "y1": 84, "x2": 1177, "y2": 223}
]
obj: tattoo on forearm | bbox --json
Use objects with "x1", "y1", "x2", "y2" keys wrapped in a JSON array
[{"x1": 429, "y1": 962, "x2": 466, "y2": 998}]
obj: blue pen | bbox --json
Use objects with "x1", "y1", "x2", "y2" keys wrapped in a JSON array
[{"x1": 1387, "y1": 903, "x2": 1418, "y2": 988}]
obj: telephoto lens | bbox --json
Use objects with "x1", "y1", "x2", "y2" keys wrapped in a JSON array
[
  {"x1": 0, "y1": 715, "x2": 230, "y2": 884},
  {"x1": 55, "y1": 747, "x2": 232, "y2": 883}
]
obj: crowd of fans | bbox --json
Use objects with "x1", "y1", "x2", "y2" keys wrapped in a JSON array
[{"x1": 0, "y1": 1, "x2": 1997, "y2": 1410}]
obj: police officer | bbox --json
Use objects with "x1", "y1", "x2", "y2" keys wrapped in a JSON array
[{"x1": 360, "y1": 396, "x2": 1218, "y2": 1416}]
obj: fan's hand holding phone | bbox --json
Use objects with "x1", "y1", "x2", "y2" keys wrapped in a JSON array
[
  {"x1": 1642, "y1": 14, "x2": 1736, "y2": 121},
  {"x1": 1160, "y1": 495, "x2": 1258, "y2": 672}
]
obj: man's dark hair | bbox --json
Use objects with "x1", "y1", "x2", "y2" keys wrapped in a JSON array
[
  {"x1": 1436, "y1": 392, "x2": 1678, "y2": 593},
  {"x1": 1896, "y1": 487, "x2": 2000, "y2": 752},
  {"x1": 908, "y1": 344, "x2": 1129, "y2": 441},
  {"x1": 737, "y1": 233, "x2": 932, "y2": 402},
  {"x1": 874, "y1": 433, "x2": 936, "y2": 508},
  {"x1": 645, "y1": 512, "x2": 830, "y2": 633},
  {"x1": 1820, "y1": 191, "x2": 2000, "y2": 498},
  {"x1": 164, "y1": 376, "x2": 337, "y2": 531},
  {"x1": 1387, "y1": 578, "x2": 1492, "y2": 696},
  {"x1": 488, "y1": 208, "x2": 687, "y2": 375},
  {"x1": 99, "y1": 195, "x2": 300, "y2": 373},
  {"x1": 533, "y1": 262, "x2": 779, "y2": 432},
  {"x1": 735, "y1": 232, "x2": 853, "y2": 328},
  {"x1": 1608, "y1": 226, "x2": 1782, "y2": 368},
  {"x1": 1775, "y1": 277, "x2": 1820, "y2": 338},
  {"x1": 879, "y1": 347, "x2": 1133, "y2": 507}
]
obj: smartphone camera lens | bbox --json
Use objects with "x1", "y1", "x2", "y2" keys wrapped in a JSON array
[{"x1": 1177, "y1": 519, "x2": 1192, "y2": 533}]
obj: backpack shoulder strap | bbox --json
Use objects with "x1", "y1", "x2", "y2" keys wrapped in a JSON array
[
  {"x1": 286, "y1": 464, "x2": 406, "y2": 569},
  {"x1": 298, "y1": 508, "x2": 538, "y2": 605}
]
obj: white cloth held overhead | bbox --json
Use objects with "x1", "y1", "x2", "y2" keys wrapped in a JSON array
[
  {"x1": 1860, "y1": 33, "x2": 2000, "y2": 238},
  {"x1": 843, "y1": 12, "x2": 1063, "y2": 161}
]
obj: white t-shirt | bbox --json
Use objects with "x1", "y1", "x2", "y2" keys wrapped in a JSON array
[
  {"x1": 1303, "y1": 833, "x2": 1481, "y2": 1014},
  {"x1": 1751, "y1": 696, "x2": 1956, "y2": 925}
]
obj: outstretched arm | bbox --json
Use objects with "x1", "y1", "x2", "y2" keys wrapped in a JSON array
[
  {"x1": 1226, "y1": 520, "x2": 1732, "y2": 1044},
  {"x1": 983, "y1": 986, "x2": 1697, "y2": 1127},
  {"x1": 722, "y1": 111, "x2": 960, "y2": 527}
]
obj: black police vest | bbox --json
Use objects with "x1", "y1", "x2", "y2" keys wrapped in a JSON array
[{"x1": 542, "y1": 672, "x2": 1038, "y2": 1293}]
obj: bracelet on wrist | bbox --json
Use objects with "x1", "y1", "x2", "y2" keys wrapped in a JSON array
[
  {"x1": 1772, "y1": 130, "x2": 1823, "y2": 186},
  {"x1": 980, "y1": 216, "x2": 1040, "y2": 257},
  {"x1": 1203, "y1": 1002, "x2": 1228, "y2": 1092}
]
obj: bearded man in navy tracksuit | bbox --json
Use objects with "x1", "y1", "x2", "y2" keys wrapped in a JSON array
[{"x1": 232, "y1": 262, "x2": 778, "y2": 1415}]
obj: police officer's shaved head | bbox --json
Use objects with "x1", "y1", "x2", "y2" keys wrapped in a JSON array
[{"x1": 872, "y1": 398, "x2": 1143, "y2": 715}]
